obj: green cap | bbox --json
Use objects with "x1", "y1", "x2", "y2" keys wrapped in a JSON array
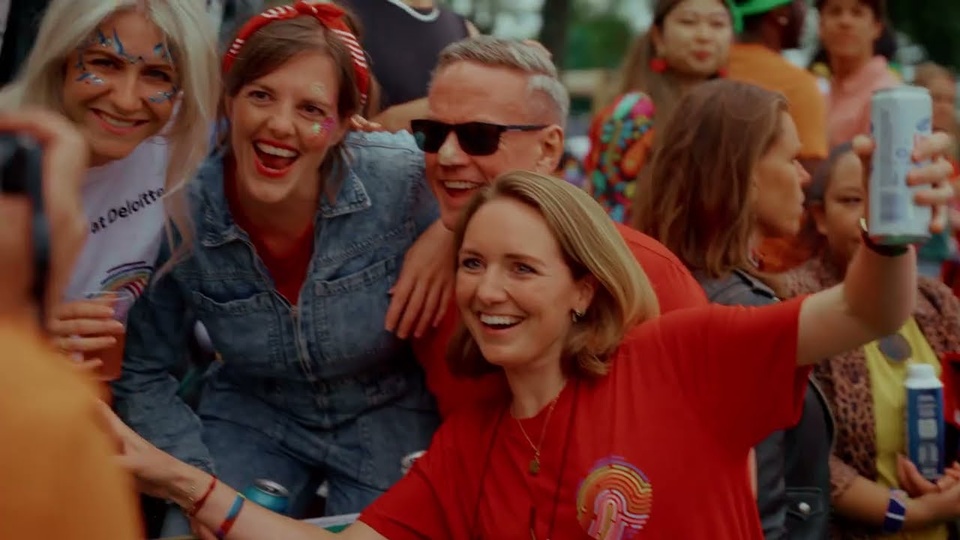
[{"x1": 727, "y1": 0, "x2": 794, "y2": 34}]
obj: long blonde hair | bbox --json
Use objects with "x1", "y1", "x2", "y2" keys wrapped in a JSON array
[
  {"x1": 448, "y1": 171, "x2": 659, "y2": 379},
  {"x1": 0, "y1": 0, "x2": 220, "y2": 267}
]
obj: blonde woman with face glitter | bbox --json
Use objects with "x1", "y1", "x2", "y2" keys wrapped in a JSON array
[{"x1": 0, "y1": 0, "x2": 219, "y2": 379}]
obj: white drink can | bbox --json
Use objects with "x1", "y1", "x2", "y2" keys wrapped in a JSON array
[{"x1": 868, "y1": 86, "x2": 933, "y2": 245}]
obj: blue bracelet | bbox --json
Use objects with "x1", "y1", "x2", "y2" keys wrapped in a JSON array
[
  {"x1": 882, "y1": 489, "x2": 908, "y2": 533},
  {"x1": 216, "y1": 493, "x2": 246, "y2": 539}
]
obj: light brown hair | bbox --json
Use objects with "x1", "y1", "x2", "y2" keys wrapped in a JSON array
[
  {"x1": 634, "y1": 79, "x2": 788, "y2": 281},
  {"x1": 218, "y1": 16, "x2": 364, "y2": 182},
  {"x1": 447, "y1": 171, "x2": 659, "y2": 379}
]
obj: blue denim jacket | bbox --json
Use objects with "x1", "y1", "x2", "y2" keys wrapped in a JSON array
[{"x1": 113, "y1": 131, "x2": 440, "y2": 476}]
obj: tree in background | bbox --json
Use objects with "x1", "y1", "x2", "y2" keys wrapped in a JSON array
[{"x1": 887, "y1": 0, "x2": 960, "y2": 70}]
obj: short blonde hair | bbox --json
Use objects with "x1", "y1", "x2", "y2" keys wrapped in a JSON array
[
  {"x1": 448, "y1": 171, "x2": 659, "y2": 379},
  {"x1": 0, "y1": 0, "x2": 220, "y2": 268}
]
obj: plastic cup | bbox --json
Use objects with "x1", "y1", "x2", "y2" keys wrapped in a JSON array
[{"x1": 83, "y1": 290, "x2": 136, "y2": 381}]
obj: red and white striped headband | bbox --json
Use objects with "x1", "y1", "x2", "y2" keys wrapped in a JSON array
[{"x1": 222, "y1": 1, "x2": 370, "y2": 105}]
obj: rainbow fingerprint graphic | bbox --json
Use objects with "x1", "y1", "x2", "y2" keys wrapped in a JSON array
[
  {"x1": 99, "y1": 261, "x2": 153, "y2": 298},
  {"x1": 576, "y1": 456, "x2": 652, "y2": 540}
]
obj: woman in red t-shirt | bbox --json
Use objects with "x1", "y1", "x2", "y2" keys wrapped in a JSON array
[{"x1": 103, "y1": 86, "x2": 957, "y2": 538}]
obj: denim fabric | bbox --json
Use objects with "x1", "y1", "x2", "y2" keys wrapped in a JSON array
[{"x1": 114, "y1": 131, "x2": 441, "y2": 521}]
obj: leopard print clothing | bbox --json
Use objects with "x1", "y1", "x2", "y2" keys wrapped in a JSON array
[{"x1": 785, "y1": 256, "x2": 960, "y2": 540}]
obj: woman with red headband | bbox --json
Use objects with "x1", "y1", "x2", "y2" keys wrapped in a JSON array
[{"x1": 110, "y1": 2, "x2": 448, "y2": 535}]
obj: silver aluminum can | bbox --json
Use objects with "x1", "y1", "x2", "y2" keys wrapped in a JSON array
[
  {"x1": 401, "y1": 450, "x2": 426, "y2": 475},
  {"x1": 868, "y1": 86, "x2": 933, "y2": 245}
]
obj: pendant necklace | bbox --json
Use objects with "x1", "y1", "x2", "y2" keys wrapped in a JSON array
[{"x1": 514, "y1": 393, "x2": 560, "y2": 475}]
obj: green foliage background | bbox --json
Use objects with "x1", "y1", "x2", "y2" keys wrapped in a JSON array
[{"x1": 888, "y1": 0, "x2": 960, "y2": 70}]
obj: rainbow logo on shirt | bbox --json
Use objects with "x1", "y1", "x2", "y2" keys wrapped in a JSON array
[
  {"x1": 576, "y1": 456, "x2": 652, "y2": 539},
  {"x1": 99, "y1": 261, "x2": 153, "y2": 298}
]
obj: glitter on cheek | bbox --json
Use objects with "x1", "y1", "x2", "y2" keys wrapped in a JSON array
[
  {"x1": 153, "y1": 42, "x2": 172, "y2": 62},
  {"x1": 310, "y1": 117, "x2": 336, "y2": 138},
  {"x1": 147, "y1": 87, "x2": 178, "y2": 104}
]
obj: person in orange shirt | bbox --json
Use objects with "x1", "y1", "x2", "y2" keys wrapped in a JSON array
[
  {"x1": 729, "y1": 0, "x2": 828, "y2": 170},
  {"x1": 0, "y1": 109, "x2": 140, "y2": 539},
  {"x1": 727, "y1": 0, "x2": 828, "y2": 272}
]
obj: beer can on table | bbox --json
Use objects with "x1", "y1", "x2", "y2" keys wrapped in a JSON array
[
  {"x1": 401, "y1": 450, "x2": 426, "y2": 475},
  {"x1": 868, "y1": 86, "x2": 933, "y2": 246},
  {"x1": 242, "y1": 479, "x2": 290, "y2": 515}
]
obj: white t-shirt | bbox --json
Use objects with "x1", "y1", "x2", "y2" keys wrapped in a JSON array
[{"x1": 65, "y1": 138, "x2": 169, "y2": 301}]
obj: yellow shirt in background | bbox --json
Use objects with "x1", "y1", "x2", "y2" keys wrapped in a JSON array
[
  {"x1": 0, "y1": 323, "x2": 140, "y2": 540},
  {"x1": 865, "y1": 317, "x2": 947, "y2": 540}
]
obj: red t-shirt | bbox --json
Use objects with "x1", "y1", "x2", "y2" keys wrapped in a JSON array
[
  {"x1": 363, "y1": 298, "x2": 810, "y2": 539},
  {"x1": 413, "y1": 223, "x2": 708, "y2": 418},
  {"x1": 224, "y1": 162, "x2": 314, "y2": 304}
]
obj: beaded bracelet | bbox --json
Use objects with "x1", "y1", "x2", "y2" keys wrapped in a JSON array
[
  {"x1": 216, "y1": 493, "x2": 246, "y2": 539},
  {"x1": 187, "y1": 475, "x2": 218, "y2": 517}
]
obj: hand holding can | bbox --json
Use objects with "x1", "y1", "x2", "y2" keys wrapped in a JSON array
[{"x1": 863, "y1": 87, "x2": 956, "y2": 246}]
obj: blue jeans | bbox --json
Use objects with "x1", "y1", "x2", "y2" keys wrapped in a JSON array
[{"x1": 160, "y1": 385, "x2": 435, "y2": 537}]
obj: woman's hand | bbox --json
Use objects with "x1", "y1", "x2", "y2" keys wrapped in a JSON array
[
  {"x1": 385, "y1": 221, "x2": 455, "y2": 339},
  {"x1": 855, "y1": 132, "x2": 956, "y2": 233},
  {"x1": 898, "y1": 454, "x2": 960, "y2": 497},
  {"x1": 350, "y1": 114, "x2": 385, "y2": 133},
  {"x1": 47, "y1": 297, "x2": 123, "y2": 366}
]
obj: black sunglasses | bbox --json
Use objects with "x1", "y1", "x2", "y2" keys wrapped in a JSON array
[{"x1": 410, "y1": 119, "x2": 548, "y2": 157}]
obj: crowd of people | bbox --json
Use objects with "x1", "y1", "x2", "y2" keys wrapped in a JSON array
[{"x1": 1, "y1": 0, "x2": 959, "y2": 539}]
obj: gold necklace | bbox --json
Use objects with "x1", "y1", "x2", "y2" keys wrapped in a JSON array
[{"x1": 514, "y1": 396, "x2": 560, "y2": 476}]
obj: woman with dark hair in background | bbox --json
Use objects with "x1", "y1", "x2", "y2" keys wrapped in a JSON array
[
  {"x1": 787, "y1": 144, "x2": 960, "y2": 539},
  {"x1": 583, "y1": 0, "x2": 732, "y2": 224}
]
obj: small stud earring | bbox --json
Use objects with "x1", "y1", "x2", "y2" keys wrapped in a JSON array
[{"x1": 572, "y1": 309, "x2": 584, "y2": 322}]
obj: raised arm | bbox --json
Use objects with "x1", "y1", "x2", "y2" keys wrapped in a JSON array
[{"x1": 797, "y1": 134, "x2": 956, "y2": 366}]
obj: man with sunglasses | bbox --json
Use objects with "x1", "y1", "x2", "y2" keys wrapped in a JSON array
[
  {"x1": 0, "y1": 108, "x2": 139, "y2": 539},
  {"x1": 407, "y1": 36, "x2": 710, "y2": 418}
]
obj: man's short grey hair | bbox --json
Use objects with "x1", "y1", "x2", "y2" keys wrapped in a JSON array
[{"x1": 435, "y1": 36, "x2": 570, "y2": 127}]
